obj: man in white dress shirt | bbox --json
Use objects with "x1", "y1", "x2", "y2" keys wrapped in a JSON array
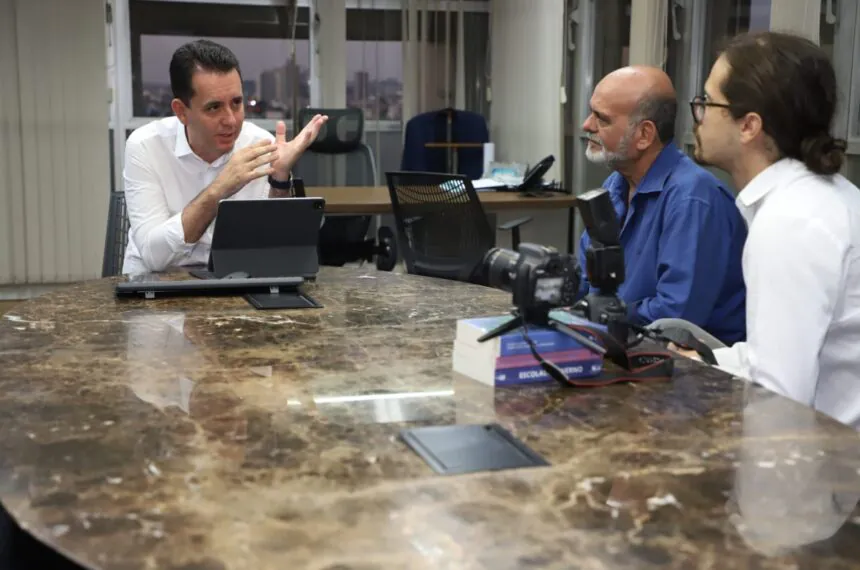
[
  {"x1": 121, "y1": 39, "x2": 327, "y2": 274},
  {"x1": 679, "y1": 31, "x2": 860, "y2": 428}
]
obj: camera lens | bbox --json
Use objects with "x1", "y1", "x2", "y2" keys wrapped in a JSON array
[{"x1": 482, "y1": 248, "x2": 519, "y2": 292}]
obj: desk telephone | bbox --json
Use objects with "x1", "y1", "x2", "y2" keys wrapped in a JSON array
[
  {"x1": 473, "y1": 154, "x2": 557, "y2": 194},
  {"x1": 519, "y1": 155, "x2": 555, "y2": 192}
]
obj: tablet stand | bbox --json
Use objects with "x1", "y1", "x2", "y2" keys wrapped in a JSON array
[{"x1": 244, "y1": 290, "x2": 322, "y2": 310}]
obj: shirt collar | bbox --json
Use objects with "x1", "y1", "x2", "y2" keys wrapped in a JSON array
[
  {"x1": 737, "y1": 158, "x2": 809, "y2": 208},
  {"x1": 173, "y1": 122, "x2": 237, "y2": 167},
  {"x1": 174, "y1": 123, "x2": 194, "y2": 158},
  {"x1": 606, "y1": 141, "x2": 684, "y2": 198},
  {"x1": 735, "y1": 158, "x2": 813, "y2": 227}
]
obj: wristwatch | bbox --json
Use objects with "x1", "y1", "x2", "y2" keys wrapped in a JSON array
[{"x1": 268, "y1": 173, "x2": 294, "y2": 194}]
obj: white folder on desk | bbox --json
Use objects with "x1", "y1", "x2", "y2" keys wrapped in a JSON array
[{"x1": 472, "y1": 178, "x2": 507, "y2": 191}]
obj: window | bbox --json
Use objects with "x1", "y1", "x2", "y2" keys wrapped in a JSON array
[
  {"x1": 666, "y1": 0, "x2": 704, "y2": 143},
  {"x1": 586, "y1": 0, "x2": 631, "y2": 190},
  {"x1": 344, "y1": 7, "x2": 403, "y2": 125},
  {"x1": 344, "y1": 6, "x2": 490, "y2": 123},
  {"x1": 346, "y1": 40, "x2": 402, "y2": 121},
  {"x1": 823, "y1": 0, "x2": 860, "y2": 186},
  {"x1": 820, "y1": 0, "x2": 860, "y2": 141},
  {"x1": 129, "y1": 1, "x2": 310, "y2": 119},
  {"x1": 599, "y1": 0, "x2": 631, "y2": 72},
  {"x1": 820, "y1": 0, "x2": 838, "y2": 62},
  {"x1": 703, "y1": 0, "x2": 771, "y2": 70}
]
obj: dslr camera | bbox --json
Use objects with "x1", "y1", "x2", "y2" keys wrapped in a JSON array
[
  {"x1": 479, "y1": 188, "x2": 686, "y2": 376},
  {"x1": 480, "y1": 188, "x2": 627, "y2": 336},
  {"x1": 481, "y1": 187, "x2": 625, "y2": 317},
  {"x1": 482, "y1": 243, "x2": 580, "y2": 315}
]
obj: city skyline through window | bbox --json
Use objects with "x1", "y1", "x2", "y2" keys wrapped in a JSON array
[{"x1": 137, "y1": 35, "x2": 404, "y2": 120}]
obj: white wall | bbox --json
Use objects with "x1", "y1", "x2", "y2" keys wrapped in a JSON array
[
  {"x1": 0, "y1": 0, "x2": 110, "y2": 289},
  {"x1": 489, "y1": 0, "x2": 568, "y2": 252},
  {"x1": 489, "y1": 0, "x2": 564, "y2": 180},
  {"x1": 311, "y1": 0, "x2": 348, "y2": 108},
  {"x1": 770, "y1": 0, "x2": 822, "y2": 44},
  {"x1": 629, "y1": 0, "x2": 668, "y2": 67}
]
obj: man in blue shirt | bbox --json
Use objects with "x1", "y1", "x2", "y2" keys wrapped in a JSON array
[{"x1": 578, "y1": 66, "x2": 747, "y2": 344}]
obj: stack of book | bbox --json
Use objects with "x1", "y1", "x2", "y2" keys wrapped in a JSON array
[{"x1": 452, "y1": 310, "x2": 605, "y2": 386}]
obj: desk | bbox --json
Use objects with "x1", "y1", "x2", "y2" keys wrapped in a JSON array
[
  {"x1": 309, "y1": 186, "x2": 578, "y2": 253},
  {"x1": 1, "y1": 267, "x2": 859, "y2": 569},
  {"x1": 307, "y1": 185, "x2": 577, "y2": 215}
]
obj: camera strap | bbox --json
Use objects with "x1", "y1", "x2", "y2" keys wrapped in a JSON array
[{"x1": 521, "y1": 323, "x2": 675, "y2": 387}]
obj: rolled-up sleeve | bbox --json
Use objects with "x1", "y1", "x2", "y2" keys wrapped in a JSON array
[
  {"x1": 628, "y1": 195, "x2": 728, "y2": 326},
  {"x1": 123, "y1": 140, "x2": 194, "y2": 272}
]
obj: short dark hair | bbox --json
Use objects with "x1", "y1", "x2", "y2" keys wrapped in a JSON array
[
  {"x1": 631, "y1": 95, "x2": 677, "y2": 144},
  {"x1": 720, "y1": 31, "x2": 846, "y2": 175},
  {"x1": 169, "y1": 39, "x2": 241, "y2": 106}
]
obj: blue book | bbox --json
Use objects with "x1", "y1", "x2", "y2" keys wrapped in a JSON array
[
  {"x1": 452, "y1": 340, "x2": 604, "y2": 386},
  {"x1": 455, "y1": 310, "x2": 606, "y2": 357},
  {"x1": 494, "y1": 360, "x2": 604, "y2": 385},
  {"x1": 452, "y1": 311, "x2": 607, "y2": 386}
]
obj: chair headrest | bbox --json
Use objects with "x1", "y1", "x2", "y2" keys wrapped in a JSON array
[{"x1": 298, "y1": 108, "x2": 364, "y2": 154}]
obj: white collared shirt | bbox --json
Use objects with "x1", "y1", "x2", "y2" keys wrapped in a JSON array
[
  {"x1": 713, "y1": 158, "x2": 860, "y2": 428},
  {"x1": 121, "y1": 116, "x2": 275, "y2": 274}
]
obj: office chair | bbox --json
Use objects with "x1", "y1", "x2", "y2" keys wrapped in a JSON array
[
  {"x1": 102, "y1": 192, "x2": 129, "y2": 277},
  {"x1": 292, "y1": 108, "x2": 395, "y2": 270},
  {"x1": 385, "y1": 171, "x2": 531, "y2": 284},
  {"x1": 401, "y1": 108, "x2": 489, "y2": 178}
]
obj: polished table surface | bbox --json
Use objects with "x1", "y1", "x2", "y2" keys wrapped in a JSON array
[
  {"x1": 306, "y1": 185, "x2": 577, "y2": 214},
  {"x1": 1, "y1": 267, "x2": 860, "y2": 569}
]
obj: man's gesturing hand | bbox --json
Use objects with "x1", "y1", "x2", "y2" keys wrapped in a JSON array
[
  {"x1": 212, "y1": 140, "x2": 277, "y2": 198},
  {"x1": 270, "y1": 115, "x2": 329, "y2": 181}
]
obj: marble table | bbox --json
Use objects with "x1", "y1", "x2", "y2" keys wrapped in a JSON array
[{"x1": 1, "y1": 267, "x2": 859, "y2": 569}]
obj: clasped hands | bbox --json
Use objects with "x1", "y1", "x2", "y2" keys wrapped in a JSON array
[{"x1": 214, "y1": 114, "x2": 328, "y2": 198}]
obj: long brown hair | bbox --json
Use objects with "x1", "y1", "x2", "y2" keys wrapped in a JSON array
[{"x1": 720, "y1": 31, "x2": 846, "y2": 175}]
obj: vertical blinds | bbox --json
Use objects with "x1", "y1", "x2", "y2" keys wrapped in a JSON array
[{"x1": 0, "y1": 0, "x2": 110, "y2": 285}]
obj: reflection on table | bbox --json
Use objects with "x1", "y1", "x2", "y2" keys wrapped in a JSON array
[{"x1": 0, "y1": 266, "x2": 858, "y2": 569}]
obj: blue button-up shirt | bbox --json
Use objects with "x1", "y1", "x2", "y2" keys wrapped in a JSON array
[{"x1": 578, "y1": 143, "x2": 747, "y2": 344}]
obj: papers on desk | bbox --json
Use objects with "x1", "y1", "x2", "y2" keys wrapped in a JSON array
[
  {"x1": 472, "y1": 178, "x2": 508, "y2": 191},
  {"x1": 440, "y1": 179, "x2": 506, "y2": 193},
  {"x1": 471, "y1": 177, "x2": 557, "y2": 192},
  {"x1": 440, "y1": 178, "x2": 508, "y2": 193},
  {"x1": 441, "y1": 173, "x2": 541, "y2": 193}
]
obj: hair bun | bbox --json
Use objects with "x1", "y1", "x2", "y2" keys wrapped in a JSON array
[{"x1": 800, "y1": 133, "x2": 846, "y2": 175}]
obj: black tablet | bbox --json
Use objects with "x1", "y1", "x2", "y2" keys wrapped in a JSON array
[
  {"x1": 244, "y1": 291, "x2": 322, "y2": 310},
  {"x1": 400, "y1": 423, "x2": 549, "y2": 475}
]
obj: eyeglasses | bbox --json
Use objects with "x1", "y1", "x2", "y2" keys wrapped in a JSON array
[{"x1": 690, "y1": 95, "x2": 732, "y2": 124}]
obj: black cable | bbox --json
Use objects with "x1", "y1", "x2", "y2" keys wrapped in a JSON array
[
  {"x1": 521, "y1": 323, "x2": 571, "y2": 387},
  {"x1": 519, "y1": 319, "x2": 676, "y2": 387}
]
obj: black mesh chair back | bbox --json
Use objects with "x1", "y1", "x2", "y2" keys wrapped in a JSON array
[
  {"x1": 385, "y1": 171, "x2": 495, "y2": 283},
  {"x1": 292, "y1": 108, "x2": 375, "y2": 266},
  {"x1": 102, "y1": 192, "x2": 130, "y2": 277},
  {"x1": 292, "y1": 146, "x2": 376, "y2": 187},
  {"x1": 293, "y1": 107, "x2": 377, "y2": 185},
  {"x1": 299, "y1": 107, "x2": 363, "y2": 153}
]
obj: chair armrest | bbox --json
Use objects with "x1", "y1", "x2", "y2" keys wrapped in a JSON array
[
  {"x1": 497, "y1": 216, "x2": 532, "y2": 250},
  {"x1": 497, "y1": 216, "x2": 533, "y2": 231}
]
